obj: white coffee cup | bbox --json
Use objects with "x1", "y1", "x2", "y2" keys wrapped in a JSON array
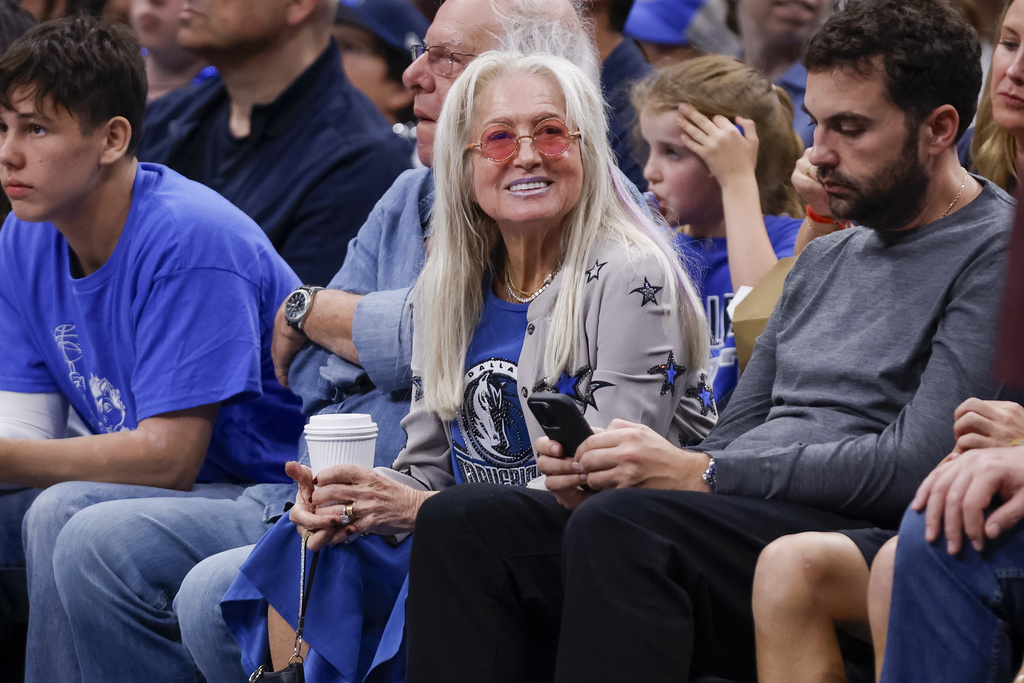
[{"x1": 304, "y1": 413, "x2": 377, "y2": 477}]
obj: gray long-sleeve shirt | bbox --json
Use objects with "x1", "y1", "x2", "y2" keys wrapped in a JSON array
[{"x1": 707, "y1": 178, "x2": 1014, "y2": 528}]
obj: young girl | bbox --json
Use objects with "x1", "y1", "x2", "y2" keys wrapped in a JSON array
[{"x1": 633, "y1": 55, "x2": 805, "y2": 403}]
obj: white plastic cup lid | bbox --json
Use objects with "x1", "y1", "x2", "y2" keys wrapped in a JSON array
[
  {"x1": 307, "y1": 413, "x2": 375, "y2": 429},
  {"x1": 304, "y1": 413, "x2": 377, "y2": 435}
]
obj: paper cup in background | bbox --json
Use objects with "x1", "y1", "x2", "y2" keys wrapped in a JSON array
[{"x1": 304, "y1": 413, "x2": 377, "y2": 477}]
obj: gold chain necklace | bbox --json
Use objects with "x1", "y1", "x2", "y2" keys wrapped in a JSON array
[
  {"x1": 940, "y1": 169, "x2": 968, "y2": 220},
  {"x1": 504, "y1": 254, "x2": 560, "y2": 304}
]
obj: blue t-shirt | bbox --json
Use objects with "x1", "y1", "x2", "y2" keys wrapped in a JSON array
[
  {"x1": 676, "y1": 214, "x2": 802, "y2": 401},
  {"x1": 0, "y1": 162, "x2": 305, "y2": 484},
  {"x1": 449, "y1": 290, "x2": 536, "y2": 486}
]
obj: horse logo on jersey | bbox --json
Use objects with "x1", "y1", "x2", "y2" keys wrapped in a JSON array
[{"x1": 453, "y1": 358, "x2": 536, "y2": 485}]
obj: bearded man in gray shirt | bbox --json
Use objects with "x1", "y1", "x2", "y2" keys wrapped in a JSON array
[{"x1": 403, "y1": 2, "x2": 1015, "y2": 682}]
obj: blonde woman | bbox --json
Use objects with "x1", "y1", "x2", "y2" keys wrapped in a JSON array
[
  {"x1": 222, "y1": 50, "x2": 714, "y2": 683},
  {"x1": 972, "y1": 0, "x2": 1024, "y2": 191}
]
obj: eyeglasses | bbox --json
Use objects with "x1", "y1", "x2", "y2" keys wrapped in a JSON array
[
  {"x1": 409, "y1": 44, "x2": 478, "y2": 77},
  {"x1": 467, "y1": 118, "x2": 582, "y2": 162}
]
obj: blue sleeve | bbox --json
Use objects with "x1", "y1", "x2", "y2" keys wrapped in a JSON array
[
  {"x1": 288, "y1": 170, "x2": 426, "y2": 411},
  {"x1": 764, "y1": 215, "x2": 803, "y2": 259},
  {"x1": 131, "y1": 267, "x2": 265, "y2": 419},
  {"x1": 330, "y1": 184, "x2": 416, "y2": 392},
  {"x1": 0, "y1": 227, "x2": 56, "y2": 393},
  {"x1": 352, "y1": 287, "x2": 414, "y2": 393}
]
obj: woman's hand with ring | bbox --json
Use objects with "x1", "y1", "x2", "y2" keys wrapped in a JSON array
[
  {"x1": 285, "y1": 461, "x2": 352, "y2": 550},
  {"x1": 308, "y1": 464, "x2": 434, "y2": 539}
]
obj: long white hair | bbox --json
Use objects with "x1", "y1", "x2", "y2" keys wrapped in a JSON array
[
  {"x1": 495, "y1": 0, "x2": 600, "y2": 85},
  {"x1": 417, "y1": 51, "x2": 708, "y2": 419}
]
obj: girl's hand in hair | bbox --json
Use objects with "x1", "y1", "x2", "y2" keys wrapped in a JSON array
[{"x1": 676, "y1": 104, "x2": 758, "y2": 189}]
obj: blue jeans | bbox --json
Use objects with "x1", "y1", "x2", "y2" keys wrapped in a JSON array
[
  {"x1": 0, "y1": 487, "x2": 41, "y2": 622},
  {"x1": 177, "y1": 544, "x2": 255, "y2": 683},
  {"x1": 881, "y1": 508, "x2": 1024, "y2": 682},
  {"x1": 22, "y1": 480, "x2": 290, "y2": 683}
]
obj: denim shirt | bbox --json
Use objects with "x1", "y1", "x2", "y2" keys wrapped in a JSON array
[
  {"x1": 289, "y1": 168, "x2": 433, "y2": 465},
  {"x1": 240, "y1": 169, "x2": 433, "y2": 518}
]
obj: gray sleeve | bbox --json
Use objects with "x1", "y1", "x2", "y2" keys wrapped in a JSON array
[
  {"x1": 711, "y1": 249, "x2": 1005, "y2": 527},
  {"x1": 387, "y1": 299, "x2": 456, "y2": 492}
]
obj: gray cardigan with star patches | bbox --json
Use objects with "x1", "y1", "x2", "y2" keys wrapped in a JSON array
[{"x1": 383, "y1": 237, "x2": 718, "y2": 493}]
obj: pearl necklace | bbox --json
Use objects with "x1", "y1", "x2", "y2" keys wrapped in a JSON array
[
  {"x1": 940, "y1": 169, "x2": 968, "y2": 220},
  {"x1": 504, "y1": 255, "x2": 560, "y2": 304}
]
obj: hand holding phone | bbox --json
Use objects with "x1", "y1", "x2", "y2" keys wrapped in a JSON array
[{"x1": 527, "y1": 393, "x2": 594, "y2": 458}]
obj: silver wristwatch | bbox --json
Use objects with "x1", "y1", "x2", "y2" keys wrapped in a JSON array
[
  {"x1": 702, "y1": 457, "x2": 717, "y2": 493},
  {"x1": 284, "y1": 285, "x2": 324, "y2": 332}
]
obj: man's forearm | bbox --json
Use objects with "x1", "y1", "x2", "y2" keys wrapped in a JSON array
[
  {"x1": 0, "y1": 405, "x2": 217, "y2": 490},
  {"x1": 301, "y1": 289, "x2": 363, "y2": 365}
]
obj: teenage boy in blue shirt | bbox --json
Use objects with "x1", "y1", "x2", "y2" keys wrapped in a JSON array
[{"x1": 0, "y1": 15, "x2": 306, "y2": 681}]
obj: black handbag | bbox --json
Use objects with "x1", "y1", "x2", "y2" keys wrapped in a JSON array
[{"x1": 249, "y1": 531, "x2": 320, "y2": 683}]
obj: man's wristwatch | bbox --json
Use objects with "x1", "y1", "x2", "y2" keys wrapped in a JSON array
[
  {"x1": 702, "y1": 457, "x2": 717, "y2": 493},
  {"x1": 284, "y1": 285, "x2": 324, "y2": 332}
]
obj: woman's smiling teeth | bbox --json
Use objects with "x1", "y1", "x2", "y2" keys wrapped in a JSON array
[{"x1": 509, "y1": 179, "x2": 551, "y2": 193}]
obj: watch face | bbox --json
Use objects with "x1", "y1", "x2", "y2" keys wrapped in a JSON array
[{"x1": 285, "y1": 290, "x2": 309, "y2": 322}]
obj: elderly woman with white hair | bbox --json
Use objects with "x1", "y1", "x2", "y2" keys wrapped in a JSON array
[{"x1": 222, "y1": 50, "x2": 715, "y2": 683}]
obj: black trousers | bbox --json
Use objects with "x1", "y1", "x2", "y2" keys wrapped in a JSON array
[{"x1": 406, "y1": 484, "x2": 874, "y2": 683}]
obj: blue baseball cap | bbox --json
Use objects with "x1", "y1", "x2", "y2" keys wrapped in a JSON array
[
  {"x1": 336, "y1": 0, "x2": 429, "y2": 53},
  {"x1": 625, "y1": 0, "x2": 740, "y2": 55}
]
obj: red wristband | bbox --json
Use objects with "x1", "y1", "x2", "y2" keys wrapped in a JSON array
[{"x1": 805, "y1": 204, "x2": 849, "y2": 230}]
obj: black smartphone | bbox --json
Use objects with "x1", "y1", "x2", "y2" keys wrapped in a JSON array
[{"x1": 527, "y1": 393, "x2": 594, "y2": 458}]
